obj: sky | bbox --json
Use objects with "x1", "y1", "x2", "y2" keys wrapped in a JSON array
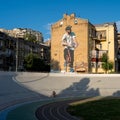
[{"x1": 0, "y1": 0, "x2": 120, "y2": 41}]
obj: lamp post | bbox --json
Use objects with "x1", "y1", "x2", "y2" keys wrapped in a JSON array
[{"x1": 15, "y1": 34, "x2": 18, "y2": 72}]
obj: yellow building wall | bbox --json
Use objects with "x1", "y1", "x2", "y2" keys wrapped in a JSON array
[
  {"x1": 95, "y1": 24, "x2": 116, "y2": 72},
  {"x1": 51, "y1": 14, "x2": 117, "y2": 73},
  {"x1": 51, "y1": 14, "x2": 90, "y2": 72}
]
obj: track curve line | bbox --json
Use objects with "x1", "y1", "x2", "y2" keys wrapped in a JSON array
[{"x1": 35, "y1": 99, "x2": 84, "y2": 120}]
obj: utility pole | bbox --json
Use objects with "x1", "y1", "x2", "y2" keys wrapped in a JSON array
[{"x1": 16, "y1": 35, "x2": 18, "y2": 72}]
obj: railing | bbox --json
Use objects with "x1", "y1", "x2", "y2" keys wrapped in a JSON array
[
  {"x1": 93, "y1": 36, "x2": 106, "y2": 41},
  {"x1": 98, "y1": 36, "x2": 106, "y2": 41}
]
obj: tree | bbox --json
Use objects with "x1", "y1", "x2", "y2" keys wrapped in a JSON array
[
  {"x1": 51, "y1": 59, "x2": 60, "y2": 71},
  {"x1": 24, "y1": 33, "x2": 37, "y2": 43},
  {"x1": 108, "y1": 61, "x2": 114, "y2": 72},
  {"x1": 101, "y1": 53, "x2": 108, "y2": 73},
  {"x1": 24, "y1": 53, "x2": 50, "y2": 72},
  {"x1": 101, "y1": 53, "x2": 113, "y2": 73},
  {"x1": 24, "y1": 33, "x2": 37, "y2": 53},
  {"x1": 101, "y1": 53, "x2": 108, "y2": 63},
  {"x1": 24, "y1": 53, "x2": 36, "y2": 70}
]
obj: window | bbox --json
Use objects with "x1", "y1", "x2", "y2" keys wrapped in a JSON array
[{"x1": 97, "y1": 30, "x2": 106, "y2": 40}]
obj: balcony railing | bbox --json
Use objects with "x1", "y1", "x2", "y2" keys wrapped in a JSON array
[
  {"x1": 99, "y1": 36, "x2": 106, "y2": 41},
  {"x1": 93, "y1": 36, "x2": 106, "y2": 41}
]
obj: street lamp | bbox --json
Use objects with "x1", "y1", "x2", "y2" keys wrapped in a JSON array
[{"x1": 15, "y1": 34, "x2": 19, "y2": 72}]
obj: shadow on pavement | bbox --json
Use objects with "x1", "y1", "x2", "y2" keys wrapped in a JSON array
[
  {"x1": 0, "y1": 72, "x2": 48, "y2": 111},
  {"x1": 113, "y1": 91, "x2": 120, "y2": 97},
  {"x1": 58, "y1": 77, "x2": 100, "y2": 97}
]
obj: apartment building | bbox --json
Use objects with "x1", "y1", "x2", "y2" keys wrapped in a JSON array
[
  {"x1": 117, "y1": 32, "x2": 120, "y2": 72},
  {"x1": 0, "y1": 31, "x2": 50, "y2": 71},
  {"x1": 0, "y1": 28, "x2": 44, "y2": 44},
  {"x1": 51, "y1": 13, "x2": 118, "y2": 73},
  {"x1": 93, "y1": 23, "x2": 118, "y2": 73},
  {"x1": 0, "y1": 31, "x2": 16, "y2": 71}
]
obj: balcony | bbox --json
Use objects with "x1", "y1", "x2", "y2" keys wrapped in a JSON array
[
  {"x1": 99, "y1": 36, "x2": 106, "y2": 41},
  {"x1": 93, "y1": 37, "x2": 106, "y2": 42},
  {"x1": 0, "y1": 49, "x2": 12, "y2": 57},
  {"x1": 93, "y1": 36, "x2": 106, "y2": 42}
]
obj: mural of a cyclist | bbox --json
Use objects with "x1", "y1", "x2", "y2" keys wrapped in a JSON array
[{"x1": 62, "y1": 26, "x2": 78, "y2": 72}]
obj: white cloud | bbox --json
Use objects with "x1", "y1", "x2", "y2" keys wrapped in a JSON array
[
  {"x1": 44, "y1": 22, "x2": 54, "y2": 31},
  {"x1": 45, "y1": 31, "x2": 51, "y2": 35},
  {"x1": 43, "y1": 22, "x2": 54, "y2": 40},
  {"x1": 43, "y1": 22, "x2": 54, "y2": 41},
  {"x1": 116, "y1": 21, "x2": 120, "y2": 32},
  {"x1": 44, "y1": 23, "x2": 52, "y2": 30},
  {"x1": 44, "y1": 38, "x2": 50, "y2": 42}
]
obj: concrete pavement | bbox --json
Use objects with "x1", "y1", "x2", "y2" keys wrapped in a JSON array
[
  {"x1": 0, "y1": 72, "x2": 48, "y2": 111},
  {"x1": 1, "y1": 71, "x2": 120, "y2": 111},
  {"x1": 14, "y1": 72, "x2": 120, "y2": 97}
]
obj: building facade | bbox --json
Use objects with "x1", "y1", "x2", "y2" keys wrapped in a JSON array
[
  {"x1": 0, "y1": 30, "x2": 50, "y2": 71},
  {"x1": 0, "y1": 31, "x2": 16, "y2": 71},
  {"x1": 117, "y1": 32, "x2": 120, "y2": 72},
  {"x1": 0, "y1": 28, "x2": 44, "y2": 44},
  {"x1": 51, "y1": 14, "x2": 118, "y2": 73},
  {"x1": 92, "y1": 23, "x2": 118, "y2": 73}
]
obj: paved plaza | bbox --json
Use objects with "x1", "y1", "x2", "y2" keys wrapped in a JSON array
[
  {"x1": 0, "y1": 72, "x2": 120, "y2": 112},
  {"x1": 13, "y1": 72, "x2": 120, "y2": 98}
]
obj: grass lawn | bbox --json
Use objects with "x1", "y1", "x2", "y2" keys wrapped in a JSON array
[{"x1": 67, "y1": 98, "x2": 120, "y2": 120}]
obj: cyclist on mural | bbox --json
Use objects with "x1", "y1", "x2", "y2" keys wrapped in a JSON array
[{"x1": 62, "y1": 26, "x2": 78, "y2": 72}]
